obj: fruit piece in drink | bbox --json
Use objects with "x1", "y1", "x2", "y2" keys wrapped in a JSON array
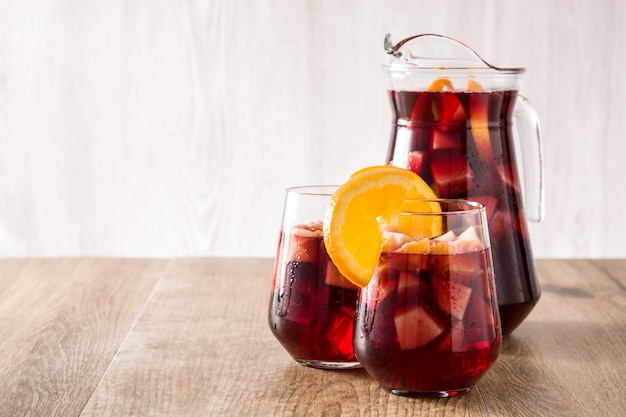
[{"x1": 269, "y1": 222, "x2": 360, "y2": 363}]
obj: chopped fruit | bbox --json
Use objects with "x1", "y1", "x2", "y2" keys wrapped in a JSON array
[
  {"x1": 394, "y1": 305, "x2": 445, "y2": 350},
  {"x1": 287, "y1": 226, "x2": 321, "y2": 263},
  {"x1": 427, "y1": 78, "x2": 468, "y2": 128},
  {"x1": 457, "y1": 226, "x2": 481, "y2": 242},
  {"x1": 397, "y1": 238, "x2": 431, "y2": 254},
  {"x1": 389, "y1": 226, "x2": 485, "y2": 257},
  {"x1": 449, "y1": 239, "x2": 485, "y2": 256},
  {"x1": 323, "y1": 306, "x2": 356, "y2": 357},
  {"x1": 463, "y1": 295, "x2": 496, "y2": 332},
  {"x1": 323, "y1": 166, "x2": 440, "y2": 287},
  {"x1": 433, "y1": 230, "x2": 456, "y2": 242},
  {"x1": 431, "y1": 130, "x2": 462, "y2": 151},
  {"x1": 434, "y1": 280, "x2": 473, "y2": 320},
  {"x1": 396, "y1": 270, "x2": 426, "y2": 306},
  {"x1": 410, "y1": 93, "x2": 436, "y2": 124},
  {"x1": 436, "y1": 94, "x2": 468, "y2": 126},
  {"x1": 449, "y1": 249, "x2": 485, "y2": 274},
  {"x1": 437, "y1": 321, "x2": 466, "y2": 352},
  {"x1": 431, "y1": 241, "x2": 453, "y2": 255},
  {"x1": 392, "y1": 226, "x2": 487, "y2": 257},
  {"x1": 449, "y1": 226, "x2": 485, "y2": 253},
  {"x1": 447, "y1": 254, "x2": 487, "y2": 290},
  {"x1": 324, "y1": 260, "x2": 359, "y2": 289},
  {"x1": 431, "y1": 151, "x2": 473, "y2": 197},
  {"x1": 428, "y1": 78, "x2": 454, "y2": 92},
  {"x1": 381, "y1": 231, "x2": 413, "y2": 253},
  {"x1": 372, "y1": 262, "x2": 399, "y2": 303},
  {"x1": 468, "y1": 80, "x2": 494, "y2": 165},
  {"x1": 397, "y1": 269, "x2": 422, "y2": 294},
  {"x1": 407, "y1": 150, "x2": 431, "y2": 180}
]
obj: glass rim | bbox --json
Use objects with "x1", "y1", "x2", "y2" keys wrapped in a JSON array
[
  {"x1": 285, "y1": 185, "x2": 339, "y2": 196},
  {"x1": 395, "y1": 198, "x2": 486, "y2": 216}
]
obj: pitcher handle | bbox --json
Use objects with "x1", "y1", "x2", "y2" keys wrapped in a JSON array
[{"x1": 513, "y1": 95, "x2": 545, "y2": 222}]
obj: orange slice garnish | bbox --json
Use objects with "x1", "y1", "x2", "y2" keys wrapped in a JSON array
[{"x1": 323, "y1": 166, "x2": 440, "y2": 287}]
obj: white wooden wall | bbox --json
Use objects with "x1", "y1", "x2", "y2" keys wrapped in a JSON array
[{"x1": 0, "y1": 0, "x2": 624, "y2": 258}]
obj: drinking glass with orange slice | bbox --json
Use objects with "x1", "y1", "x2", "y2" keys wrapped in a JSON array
[
  {"x1": 268, "y1": 167, "x2": 443, "y2": 369},
  {"x1": 322, "y1": 166, "x2": 502, "y2": 397}
]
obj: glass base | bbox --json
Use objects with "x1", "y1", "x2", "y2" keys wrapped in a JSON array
[
  {"x1": 297, "y1": 359, "x2": 362, "y2": 370},
  {"x1": 387, "y1": 386, "x2": 471, "y2": 398}
]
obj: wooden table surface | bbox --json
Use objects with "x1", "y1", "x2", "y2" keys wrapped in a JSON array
[{"x1": 0, "y1": 258, "x2": 624, "y2": 416}]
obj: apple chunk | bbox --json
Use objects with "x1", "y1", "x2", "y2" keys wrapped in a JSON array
[
  {"x1": 407, "y1": 150, "x2": 431, "y2": 177},
  {"x1": 394, "y1": 306, "x2": 444, "y2": 350},
  {"x1": 287, "y1": 228, "x2": 320, "y2": 263},
  {"x1": 434, "y1": 280, "x2": 473, "y2": 320},
  {"x1": 431, "y1": 130, "x2": 462, "y2": 151},
  {"x1": 431, "y1": 151, "x2": 473, "y2": 197},
  {"x1": 324, "y1": 260, "x2": 359, "y2": 289}
]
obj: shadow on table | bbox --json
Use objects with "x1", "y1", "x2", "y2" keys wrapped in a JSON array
[{"x1": 478, "y1": 320, "x2": 626, "y2": 416}]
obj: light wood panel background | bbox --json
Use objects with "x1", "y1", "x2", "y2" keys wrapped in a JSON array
[{"x1": 0, "y1": 0, "x2": 624, "y2": 258}]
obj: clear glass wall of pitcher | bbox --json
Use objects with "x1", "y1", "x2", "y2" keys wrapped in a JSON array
[{"x1": 383, "y1": 34, "x2": 544, "y2": 336}]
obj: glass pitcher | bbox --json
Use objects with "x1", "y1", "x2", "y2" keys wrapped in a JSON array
[{"x1": 382, "y1": 33, "x2": 543, "y2": 336}]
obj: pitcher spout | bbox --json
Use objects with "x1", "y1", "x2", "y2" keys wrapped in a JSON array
[{"x1": 383, "y1": 33, "x2": 521, "y2": 72}]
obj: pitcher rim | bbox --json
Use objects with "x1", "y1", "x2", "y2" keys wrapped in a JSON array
[{"x1": 382, "y1": 65, "x2": 527, "y2": 76}]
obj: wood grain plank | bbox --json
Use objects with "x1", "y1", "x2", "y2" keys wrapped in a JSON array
[
  {"x1": 0, "y1": 258, "x2": 167, "y2": 417},
  {"x1": 478, "y1": 259, "x2": 626, "y2": 416},
  {"x1": 2, "y1": 258, "x2": 624, "y2": 416},
  {"x1": 80, "y1": 258, "x2": 490, "y2": 416}
]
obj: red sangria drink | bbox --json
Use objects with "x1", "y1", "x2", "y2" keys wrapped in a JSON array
[
  {"x1": 354, "y1": 200, "x2": 501, "y2": 397},
  {"x1": 383, "y1": 33, "x2": 544, "y2": 336},
  {"x1": 386, "y1": 87, "x2": 540, "y2": 336},
  {"x1": 269, "y1": 186, "x2": 361, "y2": 369}
]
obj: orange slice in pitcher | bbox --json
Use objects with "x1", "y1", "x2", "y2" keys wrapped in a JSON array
[
  {"x1": 428, "y1": 78, "x2": 468, "y2": 125},
  {"x1": 323, "y1": 166, "x2": 440, "y2": 287},
  {"x1": 468, "y1": 79, "x2": 494, "y2": 164},
  {"x1": 428, "y1": 78, "x2": 454, "y2": 91}
]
